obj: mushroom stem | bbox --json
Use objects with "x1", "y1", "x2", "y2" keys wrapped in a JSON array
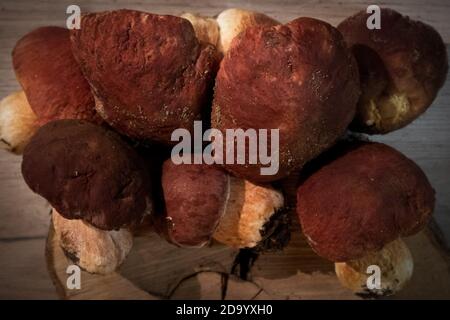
[
  {"x1": 213, "y1": 176, "x2": 285, "y2": 249},
  {"x1": 52, "y1": 209, "x2": 133, "y2": 274},
  {"x1": 335, "y1": 238, "x2": 413, "y2": 296},
  {"x1": 215, "y1": 8, "x2": 279, "y2": 54},
  {"x1": 180, "y1": 13, "x2": 220, "y2": 47},
  {"x1": 0, "y1": 91, "x2": 37, "y2": 154}
]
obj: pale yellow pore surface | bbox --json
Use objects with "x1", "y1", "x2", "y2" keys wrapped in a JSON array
[
  {"x1": 361, "y1": 93, "x2": 411, "y2": 132},
  {"x1": 213, "y1": 177, "x2": 284, "y2": 248},
  {"x1": 335, "y1": 238, "x2": 413, "y2": 296},
  {"x1": 52, "y1": 209, "x2": 133, "y2": 274},
  {"x1": 180, "y1": 13, "x2": 220, "y2": 46},
  {"x1": 0, "y1": 91, "x2": 38, "y2": 154}
]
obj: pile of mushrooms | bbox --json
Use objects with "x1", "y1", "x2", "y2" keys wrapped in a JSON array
[{"x1": 0, "y1": 7, "x2": 447, "y2": 296}]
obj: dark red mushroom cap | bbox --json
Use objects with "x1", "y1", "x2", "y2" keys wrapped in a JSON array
[
  {"x1": 22, "y1": 119, "x2": 152, "y2": 230},
  {"x1": 12, "y1": 26, "x2": 99, "y2": 126},
  {"x1": 297, "y1": 141, "x2": 435, "y2": 262},
  {"x1": 162, "y1": 160, "x2": 229, "y2": 247},
  {"x1": 211, "y1": 17, "x2": 360, "y2": 182},
  {"x1": 338, "y1": 8, "x2": 448, "y2": 133},
  {"x1": 70, "y1": 9, "x2": 219, "y2": 143}
]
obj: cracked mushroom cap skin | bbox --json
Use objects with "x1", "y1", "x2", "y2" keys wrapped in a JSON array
[
  {"x1": 22, "y1": 119, "x2": 152, "y2": 230},
  {"x1": 12, "y1": 27, "x2": 99, "y2": 126},
  {"x1": 297, "y1": 141, "x2": 435, "y2": 262},
  {"x1": 338, "y1": 8, "x2": 448, "y2": 134},
  {"x1": 70, "y1": 9, "x2": 220, "y2": 144},
  {"x1": 212, "y1": 17, "x2": 360, "y2": 182},
  {"x1": 162, "y1": 161, "x2": 229, "y2": 247}
]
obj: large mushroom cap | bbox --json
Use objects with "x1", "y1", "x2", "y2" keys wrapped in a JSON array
[
  {"x1": 22, "y1": 119, "x2": 152, "y2": 230},
  {"x1": 338, "y1": 8, "x2": 448, "y2": 134},
  {"x1": 297, "y1": 141, "x2": 435, "y2": 262},
  {"x1": 212, "y1": 17, "x2": 360, "y2": 182},
  {"x1": 70, "y1": 9, "x2": 220, "y2": 143},
  {"x1": 161, "y1": 160, "x2": 229, "y2": 247},
  {"x1": 12, "y1": 26, "x2": 98, "y2": 125}
]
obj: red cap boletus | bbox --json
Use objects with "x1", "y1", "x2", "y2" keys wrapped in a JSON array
[
  {"x1": 22, "y1": 119, "x2": 152, "y2": 230},
  {"x1": 338, "y1": 8, "x2": 448, "y2": 134},
  {"x1": 12, "y1": 26, "x2": 98, "y2": 126},
  {"x1": 70, "y1": 9, "x2": 219, "y2": 144},
  {"x1": 297, "y1": 141, "x2": 435, "y2": 295},
  {"x1": 212, "y1": 17, "x2": 360, "y2": 182},
  {"x1": 161, "y1": 159, "x2": 287, "y2": 249}
]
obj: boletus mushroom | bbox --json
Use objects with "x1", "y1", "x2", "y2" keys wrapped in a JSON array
[{"x1": 297, "y1": 141, "x2": 435, "y2": 295}]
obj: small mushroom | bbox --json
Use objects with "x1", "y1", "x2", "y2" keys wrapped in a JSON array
[
  {"x1": 52, "y1": 209, "x2": 133, "y2": 274},
  {"x1": 297, "y1": 141, "x2": 434, "y2": 295},
  {"x1": 161, "y1": 159, "x2": 288, "y2": 249}
]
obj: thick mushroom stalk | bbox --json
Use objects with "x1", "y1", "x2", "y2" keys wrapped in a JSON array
[
  {"x1": 335, "y1": 238, "x2": 413, "y2": 296},
  {"x1": 52, "y1": 209, "x2": 132, "y2": 274},
  {"x1": 216, "y1": 8, "x2": 279, "y2": 54},
  {"x1": 180, "y1": 13, "x2": 220, "y2": 46},
  {"x1": 181, "y1": 8, "x2": 279, "y2": 55},
  {"x1": 0, "y1": 91, "x2": 37, "y2": 154},
  {"x1": 213, "y1": 176, "x2": 285, "y2": 249}
]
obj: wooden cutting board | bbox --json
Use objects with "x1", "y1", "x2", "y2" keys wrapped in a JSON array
[{"x1": 46, "y1": 214, "x2": 450, "y2": 300}]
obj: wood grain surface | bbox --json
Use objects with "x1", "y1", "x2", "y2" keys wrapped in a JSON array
[{"x1": 0, "y1": 0, "x2": 449, "y2": 299}]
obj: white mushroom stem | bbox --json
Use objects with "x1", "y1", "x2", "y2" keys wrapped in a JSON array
[
  {"x1": 181, "y1": 8, "x2": 279, "y2": 55},
  {"x1": 52, "y1": 209, "x2": 133, "y2": 274},
  {"x1": 180, "y1": 13, "x2": 220, "y2": 47},
  {"x1": 216, "y1": 8, "x2": 279, "y2": 54},
  {"x1": 213, "y1": 176, "x2": 284, "y2": 248},
  {"x1": 335, "y1": 238, "x2": 413, "y2": 296},
  {"x1": 0, "y1": 91, "x2": 38, "y2": 154}
]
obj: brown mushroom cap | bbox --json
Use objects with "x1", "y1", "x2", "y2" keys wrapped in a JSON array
[
  {"x1": 212, "y1": 17, "x2": 360, "y2": 182},
  {"x1": 162, "y1": 160, "x2": 229, "y2": 247},
  {"x1": 297, "y1": 141, "x2": 435, "y2": 262},
  {"x1": 12, "y1": 26, "x2": 99, "y2": 126},
  {"x1": 22, "y1": 119, "x2": 152, "y2": 230},
  {"x1": 70, "y1": 9, "x2": 219, "y2": 143},
  {"x1": 338, "y1": 8, "x2": 448, "y2": 134}
]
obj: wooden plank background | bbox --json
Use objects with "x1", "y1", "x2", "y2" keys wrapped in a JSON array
[{"x1": 0, "y1": 0, "x2": 449, "y2": 299}]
